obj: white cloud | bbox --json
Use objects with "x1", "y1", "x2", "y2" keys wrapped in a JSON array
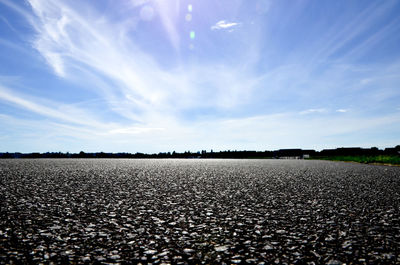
[
  {"x1": 299, "y1": 108, "x2": 326, "y2": 115},
  {"x1": 109, "y1": 127, "x2": 164, "y2": 135},
  {"x1": 21, "y1": 0, "x2": 258, "y2": 119},
  {"x1": 0, "y1": 85, "x2": 107, "y2": 129},
  {"x1": 305, "y1": 1, "x2": 397, "y2": 65},
  {"x1": 211, "y1": 20, "x2": 241, "y2": 31},
  {"x1": 130, "y1": 0, "x2": 151, "y2": 8},
  {"x1": 0, "y1": 0, "x2": 36, "y2": 25},
  {"x1": 153, "y1": 0, "x2": 180, "y2": 50},
  {"x1": 360, "y1": 78, "x2": 373, "y2": 85},
  {"x1": 1, "y1": 0, "x2": 399, "y2": 152},
  {"x1": 0, "y1": 84, "x2": 171, "y2": 148},
  {"x1": 0, "y1": 0, "x2": 260, "y2": 150},
  {"x1": 170, "y1": 112, "x2": 400, "y2": 151},
  {"x1": 41, "y1": 52, "x2": 65, "y2": 77}
]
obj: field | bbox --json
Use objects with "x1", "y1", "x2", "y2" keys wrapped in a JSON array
[
  {"x1": 1, "y1": 159, "x2": 400, "y2": 264},
  {"x1": 313, "y1": 155, "x2": 400, "y2": 166}
]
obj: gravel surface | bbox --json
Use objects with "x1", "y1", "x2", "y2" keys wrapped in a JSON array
[{"x1": 1, "y1": 159, "x2": 399, "y2": 264}]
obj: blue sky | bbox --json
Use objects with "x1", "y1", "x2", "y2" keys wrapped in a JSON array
[{"x1": 0, "y1": 0, "x2": 400, "y2": 153}]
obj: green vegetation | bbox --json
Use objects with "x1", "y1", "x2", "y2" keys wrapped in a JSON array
[{"x1": 312, "y1": 155, "x2": 400, "y2": 166}]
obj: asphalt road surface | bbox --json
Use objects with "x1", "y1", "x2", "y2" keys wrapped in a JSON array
[{"x1": 1, "y1": 159, "x2": 399, "y2": 264}]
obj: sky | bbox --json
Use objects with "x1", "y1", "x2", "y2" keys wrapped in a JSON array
[{"x1": 0, "y1": 0, "x2": 400, "y2": 153}]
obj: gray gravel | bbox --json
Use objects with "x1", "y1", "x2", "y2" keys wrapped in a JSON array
[{"x1": 1, "y1": 159, "x2": 399, "y2": 264}]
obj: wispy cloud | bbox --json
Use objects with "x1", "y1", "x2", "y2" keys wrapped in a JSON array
[
  {"x1": 21, "y1": 0, "x2": 258, "y2": 116},
  {"x1": 25, "y1": 0, "x2": 170, "y2": 120},
  {"x1": 130, "y1": 0, "x2": 151, "y2": 8},
  {"x1": 109, "y1": 127, "x2": 165, "y2": 135},
  {"x1": 0, "y1": 0, "x2": 399, "y2": 152},
  {"x1": 211, "y1": 20, "x2": 241, "y2": 31},
  {"x1": 0, "y1": 0, "x2": 36, "y2": 25},
  {"x1": 189, "y1": 112, "x2": 400, "y2": 151},
  {"x1": 299, "y1": 108, "x2": 327, "y2": 115},
  {"x1": 0, "y1": 15, "x2": 19, "y2": 34},
  {"x1": 153, "y1": 0, "x2": 181, "y2": 50},
  {"x1": 0, "y1": 85, "x2": 107, "y2": 129},
  {"x1": 305, "y1": 1, "x2": 397, "y2": 64},
  {"x1": 0, "y1": 84, "x2": 169, "y2": 145},
  {"x1": 0, "y1": 0, "x2": 259, "y2": 142}
]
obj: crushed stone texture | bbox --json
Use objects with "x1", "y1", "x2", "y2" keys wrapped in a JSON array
[{"x1": 1, "y1": 159, "x2": 400, "y2": 264}]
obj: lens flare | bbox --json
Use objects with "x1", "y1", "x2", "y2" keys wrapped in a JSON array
[
  {"x1": 190, "y1": 31, "x2": 195, "y2": 39},
  {"x1": 140, "y1": 5, "x2": 154, "y2": 21},
  {"x1": 188, "y1": 4, "x2": 193, "y2": 12}
]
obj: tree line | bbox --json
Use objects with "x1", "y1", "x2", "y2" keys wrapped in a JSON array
[{"x1": 0, "y1": 146, "x2": 399, "y2": 159}]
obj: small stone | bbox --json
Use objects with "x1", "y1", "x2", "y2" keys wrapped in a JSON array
[
  {"x1": 325, "y1": 235, "x2": 335, "y2": 242},
  {"x1": 382, "y1": 253, "x2": 394, "y2": 259},
  {"x1": 310, "y1": 251, "x2": 321, "y2": 258},
  {"x1": 264, "y1": 244, "x2": 274, "y2": 251},
  {"x1": 183, "y1": 248, "x2": 195, "y2": 254},
  {"x1": 214, "y1": 245, "x2": 228, "y2": 252},
  {"x1": 342, "y1": 240, "x2": 352, "y2": 249},
  {"x1": 95, "y1": 256, "x2": 106, "y2": 261},
  {"x1": 144, "y1": 250, "x2": 157, "y2": 255},
  {"x1": 326, "y1": 260, "x2": 343, "y2": 265}
]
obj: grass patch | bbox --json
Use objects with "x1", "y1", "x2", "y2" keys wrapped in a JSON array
[{"x1": 311, "y1": 155, "x2": 400, "y2": 165}]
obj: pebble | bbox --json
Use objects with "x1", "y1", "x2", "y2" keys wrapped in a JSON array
[
  {"x1": 0, "y1": 159, "x2": 399, "y2": 264},
  {"x1": 214, "y1": 246, "x2": 229, "y2": 252},
  {"x1": 144, "y1": 250, "x2": 158, "y2": 255}
]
